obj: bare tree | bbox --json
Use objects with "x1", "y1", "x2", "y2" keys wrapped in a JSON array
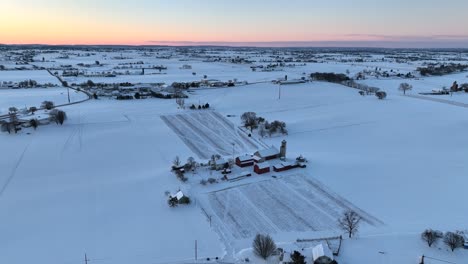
[
  {"x1": 338, "y1": 210, "x2": 361, "y2": 238},
  {"x1": 443, "y1": 232, "x2": 464, "y2": 252},
  {"x1": 8, "y1": 107, "x2": 18, "y2": 114},
  {"x1": 49, "y1": 109, "x2": 67, "y2": 125},
  {"x1": 375, "y1": 91, "x2": 387, "y2": 100},
  {"x1": 421, "y1": 229, "x2": 442, "y2": 247},
  {"x1": 29, "y1": 106, "x2": 37, "y2": 114},
  {"x1": 173, "y1": 156, "x2": 181, "y2": 168},
  {"x1": 399, "y1": 83, "x2": 413, "y2": 95},
  {"x1": 29, "y1": 119, "x2": 38, "y2": 130},
  {"x1": 186, "y1": 157, "x2": 197, "y2": 171},
  {"x1": 258, "y1": 124, "x2": 266, "y2": 138},
  {"x1": 176, "y1": 98, "x2": 185, "y2": 109},
  {"x1": 41, "y1": 101, "x2": 54, "y2": 110},
  {"x1": 241, "y1": 112, "x2": 258, "y2": 132},
  {"x1": 253, "y1": 234, "x2": 277, "y2": 259},
  {"x1": 56, "y1": 110, "x2": 67, "y2": 125}
]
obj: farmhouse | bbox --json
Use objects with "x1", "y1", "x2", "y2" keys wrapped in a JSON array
[
  {"x1": 235, "y1": 155, "x2": 255, "y2": 167},
  {"x1": 254, "y1": 162, "x2": 270, "y2": 174},
  {"x1": 254, "y1": 146, "x2": 280, "y2": 162},
  {"x1": 212, "y1": 158, "x2": 229, "y2": 170},
  {"x1": 170, "y1": 190, "x2": 186, "y2": 202}
]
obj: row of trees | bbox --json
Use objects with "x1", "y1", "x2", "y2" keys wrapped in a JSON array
[
  {"x1": 241, "y1": 112, "x2": 288, "y2": 136},
  {"x1": 18, "y1": 79, "x2": 38, "y2": 88},
  {"x1": 310, "y1": 72, "x2": 350, "y2": 83},
  {"x1": 421, "y1": 229, "x2": 465, "y2": 252},
  {"x1": 418, "y1": 63, "x2": 468, "y2": 76}
]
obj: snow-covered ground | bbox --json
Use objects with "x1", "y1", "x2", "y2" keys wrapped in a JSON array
[
  {"x1": 1, "y1": 49, "x2": 468, "y2": 264},
  {"x1": 161, "y1": 111, "x2": 261, "y2": 159},
  {"x1": 0, "y1": 87, "x2": 88, "y2": 114},
  {"x1": 0, "y1": 70, "x2": 61, "y2": 85}
]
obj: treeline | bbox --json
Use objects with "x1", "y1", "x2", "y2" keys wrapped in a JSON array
[
  {"x1": 417, "y1": 63, "x2": 468, "y2": 76},
  {"x1": 310, "y1": 72, "x2": 350, "y2": 83}
]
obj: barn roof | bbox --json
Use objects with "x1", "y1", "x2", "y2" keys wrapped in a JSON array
[
  {"x1": 237, "y1": 155, "x2": 254, "y2": 162},
  {"x1": 255, "y1": 146, "x2": 279, "y2": 158},
  {"x1": 172, "y1": 190, "x2": 185, "y2": 200},
  {"x1": 255, "y1": 162, "x2": 270, "y2": 170}
]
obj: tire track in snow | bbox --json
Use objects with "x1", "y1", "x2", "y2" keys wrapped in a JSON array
[{"x1": 0, "y1": 141, "x2": 31, "y2": 198}]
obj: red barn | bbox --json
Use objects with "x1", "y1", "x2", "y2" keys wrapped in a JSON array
[
  {"x1": 273, "y1": 162, "x2": 297, "y2": 172},
  {"x1": 254, "y1": 162, "x2": 270, "y2": 174},
  {"x1": 236, "y1": 155, "x2": 255, "y2": 167}
]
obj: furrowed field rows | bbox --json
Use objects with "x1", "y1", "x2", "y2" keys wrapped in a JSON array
[
  {"x1": 161, "y1": 111, "x2": 260, "y2": 159},
  {"x1": 202, "y1": 174, "x2": 382, "y2": 239}
]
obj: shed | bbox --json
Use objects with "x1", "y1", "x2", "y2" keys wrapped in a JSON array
[
  {"x1": 312, "y1": 244, "x2": 334, "y2": 264},
  {"x1": 254, "y1": 162, "x2": 271, "y2": 174},
  {"x1": 273, "y1": 162, "x2": 298, "y2": 172}
]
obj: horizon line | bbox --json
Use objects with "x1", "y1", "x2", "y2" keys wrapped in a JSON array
[{"x1": 2, "y1": 40, "x2": 468, "y2": 49}]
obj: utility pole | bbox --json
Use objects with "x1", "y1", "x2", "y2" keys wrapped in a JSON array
[
  {"x1": 195, "y1": 240, "x2": 198, "y2": 261},
  {"x1": 278, "y1": 83, "x2": 281, "y2": 100},
  {"x1": 67, "y1": 87, "x2": 71, "y2": 103},
  {"x1": 232, "y1": 143, "x2": 235, "y2": 161}
]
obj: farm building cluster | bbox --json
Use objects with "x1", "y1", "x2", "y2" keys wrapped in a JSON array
[{"x1": 222, "y1": 140, "x2": 307, "y2": 181}]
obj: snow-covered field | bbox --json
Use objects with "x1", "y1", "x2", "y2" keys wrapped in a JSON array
[
  {"x1": 162, "y1": 111, "x2": 261, "y2": 159},
  {"x1": 0, "y1": 70, "x2": 61, "y2": 84},
  {"x1": 1, "y1": 48, "x2": 468, "y2": 264},
  {"x1": 200, "y1": 174, "x2": 382, "y2": 241},
  {"x1": 0, "y1": 87, "x2": 88, "y2": 113}
]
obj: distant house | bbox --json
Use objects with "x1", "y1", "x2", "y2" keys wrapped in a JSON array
[
  {"x1": 180, "y1": 64, "x2": 192, "y2": 70},
  {"x1": 312, "y1": 244, "x2": 334, "y2": 264},
  {"x1": 254, "y1": 147, "x2": 279, "y2": 162},
  {"x1": 212, "y1": 158, "x2": 229, "y2": 170},
  {"x1": 254, "y1": 162, "x2": 271, "y2": 174},
  {"x1": 235, "y1": 155, "x2": 255, "y2": 167}
]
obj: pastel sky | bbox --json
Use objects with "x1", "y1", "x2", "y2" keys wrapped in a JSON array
[{"x1": 1, "y1": 0, "x2": 468, "y2": 47}]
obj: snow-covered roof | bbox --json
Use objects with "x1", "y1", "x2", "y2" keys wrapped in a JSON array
[
  {"x1": 237, "y1": 155, "x2": 254, "y2": 162},
  {"x1": 172, "y1": 191, "x2": 185, "y2": 200},
  {"x1": 255, "y1": 162, "x2": 270, "y2": 169},
  {"x1": 312, "y1": 244, "x2": 334, "y2": 261},
  {"x1": 255, "y1": 147, "x2": 279, "y2": 158},
  {"x1": 217, "y1": 158, "x2": 228, "y2": 165},
  {"x1": 273, "y1": 162, "x2": 295, "y2": 169}
]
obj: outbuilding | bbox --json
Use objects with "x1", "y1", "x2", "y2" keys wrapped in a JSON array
[
  {"x1": 254, "y1": 162, "x2": 271, "y2": 174},
  {"x1": 273, "y1": 162, "x2": 297, "y2": 172},
  {"x1": 254, "y1": 147, "x2": 279, "y2": 162},
  {"x1": 312, "y1": 244, "x2": 334, "y2": 264},
  {"x1": 236, "y1": 155, "x2": 255, "y2": 167}
]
